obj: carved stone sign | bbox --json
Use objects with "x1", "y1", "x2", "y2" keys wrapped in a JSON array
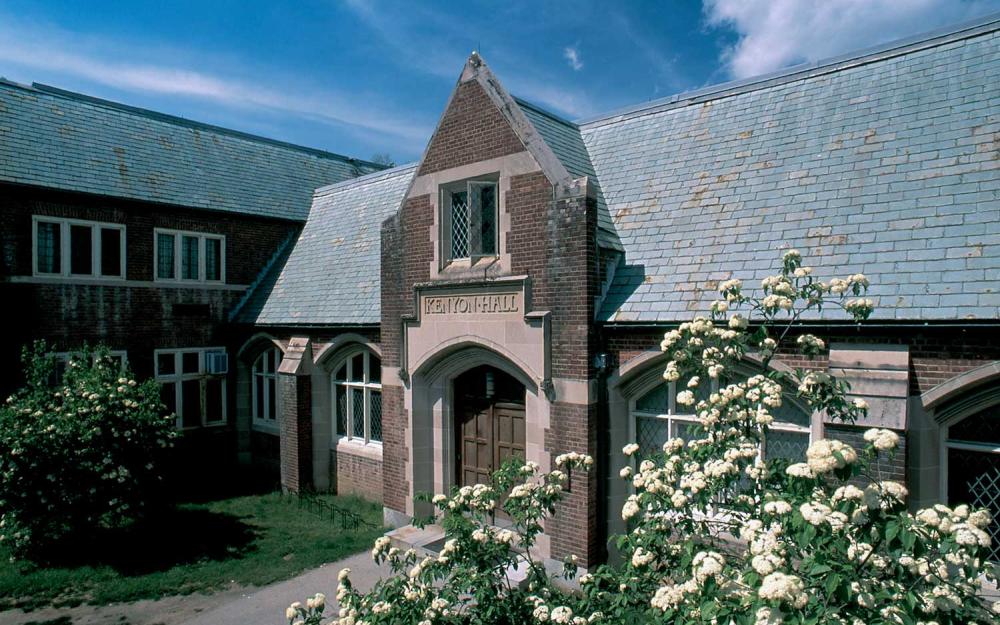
[{"x1": 423, "y1": 292, "x2": 520, "y2": 316}]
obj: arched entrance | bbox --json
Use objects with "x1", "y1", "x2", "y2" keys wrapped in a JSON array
[{"x1": 453, "y1": 365, "x2": 526, "y2": 487}]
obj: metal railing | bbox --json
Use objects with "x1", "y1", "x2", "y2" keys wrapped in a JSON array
[{"x1": 283, "y1": 489, "x2": 380, "y2": 531}]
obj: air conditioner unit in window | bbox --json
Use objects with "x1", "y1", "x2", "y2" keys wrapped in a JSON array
[{"x1": 205, "y1": 351, "x2": 229, "y2": 374}]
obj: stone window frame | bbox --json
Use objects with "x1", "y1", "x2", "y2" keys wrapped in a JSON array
[
  {"x1": 331, "y1": 348, "x2": 383, "y2": 448},
  {"x1": 154, "y1": 346, "x2": 228, "y2": 429},
  {"x1": 32, "y1": 215, "x2": 126, "y2": 280},
  {"x1": 153, "y1": 227, "x2": 226, "y2": 284},
  {"x1": 439, "y1": 174, "x2": 500, "y2": 267},
  {"x1": 251, "y1": 346, "x2": 281, "y2": 428}
]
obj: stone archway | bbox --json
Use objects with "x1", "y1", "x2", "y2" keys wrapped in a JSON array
[{"x1": 404, "y1": 344, "x2": 550, "y2": 557}]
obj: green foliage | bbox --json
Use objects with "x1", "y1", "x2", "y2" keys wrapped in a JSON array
[
  {"x1": 0, "y1": 342, "x2": 176, "y2": 558},
  {"x1": 287, "y1": 252, "x2": 1000, "y2": 625},
  {"x1": 0, "y1": 493, "x2": 383, "y2": 609}
]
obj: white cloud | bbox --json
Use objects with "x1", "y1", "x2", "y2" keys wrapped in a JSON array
[
  {"x1": 563, "y1": 46, "x2": 583, "y2": 71},
  {"x1": 704, "y1": 0, "x2": 1000, "y2": 79},
  {"x1": 0, "y1": 16, "x2": 431, "y2": 149},
  {"x1": 340, "y1": 0, "x2": 598, "y2": 118}
]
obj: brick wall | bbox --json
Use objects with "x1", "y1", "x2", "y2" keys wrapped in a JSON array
[
  {"x1": 332, "y1": 450, "x2": 384, "y2": 502},
  {"x1": 250, "y1": 430, "x2": 281, "y2": 486},
  {"x1": 418, "y1": 80, "x2": 525, "y2": 176},
  {"x1": 0, "y1": 183, "x2": 298, "y2": 393},
  {"x1": 380, "y1": 383, "x2": 408, "y2": 512},
  {"x1": 380, "y1": 73, "x2": 605, "y2": 561},
  {"x1": 279, "y1": 373, "x2": 312, "y2": 492}
]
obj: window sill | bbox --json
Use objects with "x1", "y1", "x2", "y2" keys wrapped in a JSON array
[
  {"x1": 179, "y1": 422, "x2": 227, "y2": 431},
  {"x1": 437, "y1": 257, "x2": 502, "y2": 280},
  {"x1": 332, "y1": 438, "x2": 383, "y2": 461},
  {"x1": 252, "y1": 421, "x2": 280, "y2": 435}
]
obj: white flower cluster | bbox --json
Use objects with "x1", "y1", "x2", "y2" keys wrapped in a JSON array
[
  {"x1": 795, "y1": 333, "x2": 825, "y2": 353},
  {"x1": 447, "y1": 482, "x2": 496, "y2": 512},
  {"x1": 844, "y1": 298, "x2": 875, "y2": 319},
  {"x1": 742, "y1": 520, "x2": 787, "y2": 576},
  {"x1": 758, "y1": 571, "x2": 808, "y2": 608},
  {"x1": 863, "y1": 428, "x2": 899, "y2": 451},
  {"x1": 555, "y1": 451, "x2": 594, "y2": 469},
  {"x1": 803, "y1": 438, "x2": 857, "y2": 475},
  {"x1": 915, "y1": 503, "x2": 992, "y2": 548}
]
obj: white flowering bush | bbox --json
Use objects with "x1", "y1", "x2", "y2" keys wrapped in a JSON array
[
  {"x1": 0, "y1": 342, "x2": 175, "y2": 559},
  {"x1": 287, "y1": 251, "x2": 999, "y2": 625}
]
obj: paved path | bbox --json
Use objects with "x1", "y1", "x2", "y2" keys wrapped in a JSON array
[{"x1": 179, "y1": 549, "x2": 391, "y2": 625}]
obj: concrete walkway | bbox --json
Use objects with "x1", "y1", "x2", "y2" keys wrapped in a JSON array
[{"x1": 179, "y1": 550, "x2": 391, "y2": 625}]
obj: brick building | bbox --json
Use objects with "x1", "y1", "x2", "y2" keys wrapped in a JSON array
[
  {"x1": 0, "y1": 80, "x2": 384, "y2": 482},
  {"x1": 3, "y1": 15, "x2": 1000, "y2": 567}
]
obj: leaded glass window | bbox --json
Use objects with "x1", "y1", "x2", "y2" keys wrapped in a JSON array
[
  {"x1": 332, "y1": 349, "x2": 382, "y2": 446},
  {"x1": 36, "y1": 221, "x2": 60, "y2": 274},
  {"x1": 631, "y1": 376, "x2": 810, "y2": 461},
  {"x1": 946, "y1": 405, "x2": 1000, "y2": 561},
  {"x1": 33, "y1": 217, "x2": 124, "y2": 278},
  {"x1": 252, "y1": 346, "x2": 281, "y2": 425},
  {"x1": 443, "y1": 179, "x2": 499, "y2": 262}
]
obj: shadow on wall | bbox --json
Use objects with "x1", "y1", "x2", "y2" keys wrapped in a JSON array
[{"x1": 600, "y1": 263, "x2": 646, "y2": 320}]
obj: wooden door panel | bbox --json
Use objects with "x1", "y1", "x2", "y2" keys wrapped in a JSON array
[{"x1": 494, "y1": 406, "x2": 526, "y2": 470}]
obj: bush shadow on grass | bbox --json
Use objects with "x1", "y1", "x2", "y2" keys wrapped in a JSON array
[{"x1": 26, "y1": 505, "x2": 260, "y2": 576}]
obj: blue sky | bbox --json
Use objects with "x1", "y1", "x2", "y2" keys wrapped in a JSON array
[{"x1": 1, "y1": 0, "x2": 998, "y2": 163}]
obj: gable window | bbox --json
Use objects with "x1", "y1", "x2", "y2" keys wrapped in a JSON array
[
  {"x1": 442, "y1": 178, "x2": 498, "y2": 262},
  {"x1": 33, "y1": 217, "x2": 126, "y2": 278},
  {"x1": 154, "y1": 229, "x2": 225, "y2": 283},
  {"x1": 252, "y1": 347, "x2": 281, "y2": 426},
  {"x1": 155, "y1": 347, "x2": 227, "y2": 429},
  {"x1": 332, "y1": 349, "x2": 382, "y2": 445}
]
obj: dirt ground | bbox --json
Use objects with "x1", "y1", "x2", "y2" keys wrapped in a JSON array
[{"x1": 0, "y1": 585, "x2": 250, "y2": 625}]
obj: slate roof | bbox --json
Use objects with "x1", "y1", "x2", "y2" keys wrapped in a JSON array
[
  {"x1": 579, "y1": 15, "x2": 1000, "y2": 322},
  {"x1": 516, "y1": 98, "x2": 622, "y2": 250},
  {"x1": 234, "y1": 164, "x2": 417, "y2": 325},
  {"x1": 0, "y1": 81, "x2": 383, "y2": 221}
]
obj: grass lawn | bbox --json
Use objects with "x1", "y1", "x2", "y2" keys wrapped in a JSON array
[{"x1": 0, "y1": 492, "x2": 384, "y2": 610}]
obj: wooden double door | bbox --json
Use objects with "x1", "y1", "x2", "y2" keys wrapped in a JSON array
[{"x1": 454, "y1": 366, "x2": 526, "y2": 488}]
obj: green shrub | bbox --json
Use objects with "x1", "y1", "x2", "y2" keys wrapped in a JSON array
[
  {"x1": 0, "y1": 342, "x2": 176, "y2": 559},
  {"x1": 287, "y1": 252, "x2": 999, "y2": 625}
]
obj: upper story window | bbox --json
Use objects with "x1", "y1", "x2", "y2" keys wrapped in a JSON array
[
  {"x1": 441, "y1": 177, "x2": 498, "y2": 263},
  {"x1": 252, "y1": 347, "x2": 282, "y2": 426},
  {"x1": 33, "y1": 216, "x2": 125, "y2": 279},
  {"x1": 155, "y1": 347, "x2": 228, "y2": 429},
  {"x1": 154, "y1": 228, "x2": 225, "y2": 283},
  {"x1": 332, "y1": 349, "x2": 382, "y2": 446}
]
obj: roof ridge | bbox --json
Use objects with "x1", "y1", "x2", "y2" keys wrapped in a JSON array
[
  {"x1": 578, "y1": 11, "x2": 1000, "y2": 128},
  {"x1": 0, "y1": 79, "x2": 385, "y2": 168},
  {"x1": 512, "y1": 96, "x2": 579, "y2": 129},
  {"x1": 313, "y1": 161, "x2": 418, "y2": 194}
]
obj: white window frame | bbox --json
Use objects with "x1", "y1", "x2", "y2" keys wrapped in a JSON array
[
  {"x1": 441, "y1": 178, "x2": 499, "y2": 264},
  {"x1": 252, "y1": 347, "x2": 281, "y2": 429},
  {"x1": 50, "y1": 350, "x2": 128, "y2": 385},
  {"x1": 153, "y1": 228, "x2": 226, "y2": 284},
  {"x1": 154, "y1": 347, "x2": 228, "y2": 429},
  {"x1": 32, "y1": 216, "x2": 126, "y2": 279},
  {"x1": 331, "y1": 349, "x2": 382, "y2": 447},
  {"x1": 630, "y1": 380, "x2": 812, "y2": 461}
]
